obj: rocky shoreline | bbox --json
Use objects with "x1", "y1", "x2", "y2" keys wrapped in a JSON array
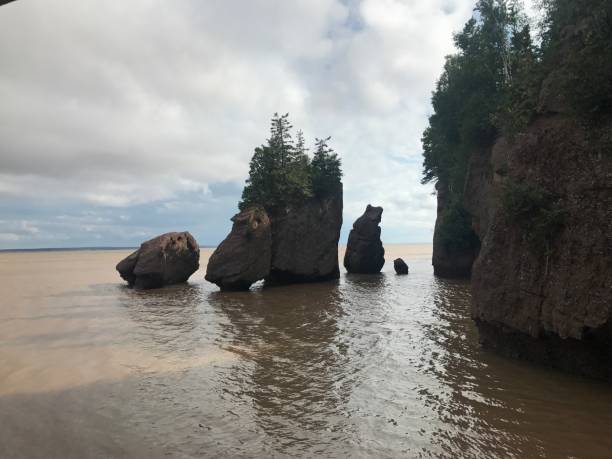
[{"x1": 428, "y1": 13, "x2": 612, "y2": 381}]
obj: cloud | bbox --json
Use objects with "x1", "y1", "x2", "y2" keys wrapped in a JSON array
[{"x1": 0, "y1": 0, "x2": 481, "y2": 248}]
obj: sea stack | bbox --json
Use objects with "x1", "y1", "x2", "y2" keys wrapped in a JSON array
[
  {"x1": 116, "y1": 232, "x2": 199, "y2": 289},
  {"x1": 205, "y1": 207, "x2": 272, "y2": 291},
  {"x1": 267, "y1": 193, "x2": 343, "y2": 284},
  {"x1": 394, "y1": 258, "x2": 409, "y2": 275},
  {"x1": 344, "y1": 204, "x2": 385, "y2": 274}
]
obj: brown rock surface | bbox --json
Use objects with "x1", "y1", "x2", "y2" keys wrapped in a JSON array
[
  {"x1": 432, "y1": 181, "x2": 480, "y2": 278},
  {"x1": 344, "y1": 204, "x2": 385, "y2": 274},
  {"x1": 470, "y1": 115, "x2": 612, "y2": 379},
  {"x1": 205, "y1": 207, "x2": 272, "y2": 291},
  {"x1": 267, "y1": 193, "x2": 343, "y2": 284},
  {"x1": 116, "y1": 232, "x2": 199, "y2": 289}
]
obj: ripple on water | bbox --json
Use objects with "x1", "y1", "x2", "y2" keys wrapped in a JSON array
[{"x1": 1, "y1": 247, "x2": 612, "y2": 458}]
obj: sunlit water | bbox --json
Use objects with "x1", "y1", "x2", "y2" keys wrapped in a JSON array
[{"x1": 1, "y1": 246, "x2": 611, "y2": 458}]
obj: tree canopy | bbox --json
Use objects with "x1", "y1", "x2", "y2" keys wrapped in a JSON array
[
  {"x1": 421, "y1": 0, "x2": 611, "y2": 254},
  {"x1": 239, "y1": 113, "x2": 342, "y2": 211}
]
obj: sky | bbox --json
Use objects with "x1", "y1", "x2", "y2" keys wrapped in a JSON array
[{"x1": 0, "y1": 0, "x2": 535, "y2": 249}]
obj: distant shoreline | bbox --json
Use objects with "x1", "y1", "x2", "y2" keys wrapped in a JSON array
[
  {"x1": 0, "y1": 247, "x2": 139, "y2": 253},
  {"x1": 0, "y1": 242, "x2": 431, "y2": 253}
]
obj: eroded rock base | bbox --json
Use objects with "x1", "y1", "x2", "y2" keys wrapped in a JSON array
[{"x1": 476, "y1": 320, "x2": 612, "y2": 382}]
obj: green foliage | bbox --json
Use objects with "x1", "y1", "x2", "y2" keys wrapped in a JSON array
[
  {"x1": 539, "y1": 0, "x2": 612, "y2": 117},
  {"x1": 502, "y1": 181, "x2": 566, "y2": 254},
  {"x1": 494, "y1": 22, "x2": 542, "y2": 138},
  {"x1": 311, "y1": 137, "x2": 342, "y2": 198},
  {"x1": 422, "y1": 0, "x2": 611, "y2": 257},
  {"x1": 239, "y1": 114, "x2": 342, "y2": 211},
  {"x1": 422, "y1": 1, "x2": 529, "y2": 254},
  {"x1": 422, "y1": 0, "x2": 530, "y2": 186}
]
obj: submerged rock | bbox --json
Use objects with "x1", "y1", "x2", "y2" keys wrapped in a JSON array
[
  {"x1": 205, "y1": 207, "x2": 272, "y2": 291},
  {"x1": 394, "y1": 258, "x2": 409, "y2": 275},
  {"x1": 116, "y1": 232, "x2": 199, "y2": 289},
  {"x1": 267, "y1": 193, "x2": 343, "y2": 284},
  {"x1": 344, "y1": 205, "x2": 385, "y2": 274}
]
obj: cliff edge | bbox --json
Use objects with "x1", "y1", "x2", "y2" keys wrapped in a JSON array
[{"x1": 468, "y1": 14, "x2": 612, "y2": 379}]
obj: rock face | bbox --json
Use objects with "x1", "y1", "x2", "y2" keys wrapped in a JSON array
[
  {"x1": 116, "y1": 232, "x2": 199, "y2": 289},
  {"x1": 432, "y1": 181, "x2": 480, "y2": 278},
  {"x1": 205, "y1": 208, "x2": 272, "y2": 291},
  {"x1": 267, "y1": 193, "x2": 343, "y2": 284},
  {"x1": 463, "y1": 24, "x2": 612, "y2": 380},
  {"x1": 344, "y1": 205, "x2": 385, "y2": 274},
  {"x1": 394, "y1": 258, "x2": 409, "y2": 275},
  {"x1": 469, "y1": 115, "x2": 612, "y2": 380}
]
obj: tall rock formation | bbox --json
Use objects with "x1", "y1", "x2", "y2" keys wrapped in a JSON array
[
  {"x1": 470, "y1": 115, "x2": 612, "y2": 380},
  {"x1": 467, "y1": 20, "x2": 612, "y2": 380},
  {"x1": 344, "y1": 204, "x2": 385, "y2": 274},
  {"x1": 205, "y1": 192, "x2": 343, "y2": 289},
  {"x1": 116, "y1": 232, "x2": 200, "y2": 289},
  {"x1": 432, "y1": 181, "x2": 480, "y2": 278},
  {"x1": 205, "y1": 207, "x2": 272, "y2": 291},
  {"x1": 267, "y1": 192, "x2": 343, "y2": 284}
]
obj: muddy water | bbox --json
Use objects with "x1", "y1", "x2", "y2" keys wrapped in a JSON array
[{"x1": 1, "y1": 246, "x2": 611, "y2": 458}]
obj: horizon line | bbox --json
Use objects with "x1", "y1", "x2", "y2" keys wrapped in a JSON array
[{"x1": 0, "y1": 242, "x2": 432, "y2": 252}]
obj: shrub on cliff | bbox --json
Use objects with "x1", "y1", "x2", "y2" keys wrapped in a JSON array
[
  {"x1": 239, "y1": 113, "x2": 342, "y2": 211},
  {"x1": 501, "y1": 181, "x2": 566, "y2": 255}
]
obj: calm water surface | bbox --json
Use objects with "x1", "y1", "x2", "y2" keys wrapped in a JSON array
[{"x1": 1, "y1": 245, "x2": 611, "y2": 458}]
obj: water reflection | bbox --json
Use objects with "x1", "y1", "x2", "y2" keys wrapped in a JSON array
[
  {"x1": 208, "y1": 281, "x2": 354, "y2": 448},
  {"x1": 5, "y1": 249, "x2": 612, "y2": 458},
  {"x1": 118, "y1": 283, "x2": 204, "y2": 350}
]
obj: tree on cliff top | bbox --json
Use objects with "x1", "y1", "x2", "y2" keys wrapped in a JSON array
[
  {"x1": 422, "y1": 0, "x2": 531, "y2": 188},
  {"x1": 239, "y1": 114, "x2": 342, "y2": 211},
  {"x1": 311, "y1": 137, "x2": 342, "y2": 197},
  {"x1": 539, "y1": 0, "x2": 612, "y2": 117},
  {"x1": 421, "y1": 0, "x2": 530, "y2": 255}
]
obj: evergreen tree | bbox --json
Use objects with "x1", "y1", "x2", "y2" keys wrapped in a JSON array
[
  {"x1": 311, "y1": 137, "x2": 342, "y2": 198},
  {"x1": 539, "y1": 0, "x2": 612, "y2": 117},
  {"x1": 239, "y1": 114, "x2": 341, "y2": 211},
  {"x1": 421, "y1": 0, "x2": 529, "y2": 253}
]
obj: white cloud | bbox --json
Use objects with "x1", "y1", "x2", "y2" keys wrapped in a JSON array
[{"x1": 0, "y1": 0, "x2": 483, "y2": 247}]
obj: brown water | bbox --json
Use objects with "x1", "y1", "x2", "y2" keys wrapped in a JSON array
[{"x1": 1, "y1": 245, "x2": 611, "y2": 458}]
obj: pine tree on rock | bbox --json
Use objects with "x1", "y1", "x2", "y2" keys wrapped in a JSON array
[{"x1": 239, "y1": 114, "x2": 342, "y2": 212}]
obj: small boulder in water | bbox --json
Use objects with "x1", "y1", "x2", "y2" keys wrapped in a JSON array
[
  {"x1": 116, "y1": 232, "x2": 200, "y2": 289},
  {"x1": 394, "y1": 258, "x2": 409, "y2": 275},
  {"x1": 344, "y1": 204, "x2": 385, "y2": 274},
  {"x1": 205, "y1": 207, "x2": 272, "y2": 291}
]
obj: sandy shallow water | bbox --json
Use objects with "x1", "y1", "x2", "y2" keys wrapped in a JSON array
[{"x1": 1, "y1": 245, "x2": 612, "y2": 458}]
